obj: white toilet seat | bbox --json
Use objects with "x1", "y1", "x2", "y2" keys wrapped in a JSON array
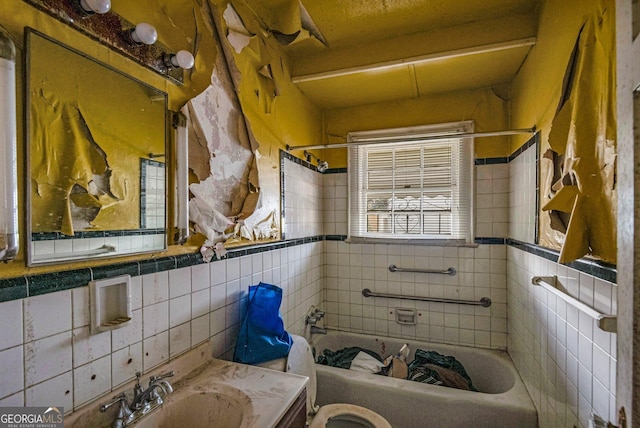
[{"x1": 309, "y1": 403, "x2": 392, "y2": 428}]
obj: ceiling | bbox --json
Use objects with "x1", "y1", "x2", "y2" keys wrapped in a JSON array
[{"x1": 281, "y1": 0, "x2": 542, "y2": 110}]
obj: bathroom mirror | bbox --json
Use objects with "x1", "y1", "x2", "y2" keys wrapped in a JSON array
[{"x1": 26, "y1": 29, "x2": 167, "y2": 265}]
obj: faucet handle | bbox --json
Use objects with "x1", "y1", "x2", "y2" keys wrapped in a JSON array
[
  {"x1": 99, "y1": 392, "x2": 128, "y2": 413},
  {"x1": 314, "y1": 310, "x2": 325, "y2": 318},
  {"x1": 149, "y1": 370, "x2": 174, "y2": 384},
  {"x1": 134, "y1": 371, "x2": 144, "y2": 396}
]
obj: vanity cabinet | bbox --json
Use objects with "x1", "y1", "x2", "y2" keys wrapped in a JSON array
[{"x1": 276, "y1": 388, "x2": 307, "y2": 428}]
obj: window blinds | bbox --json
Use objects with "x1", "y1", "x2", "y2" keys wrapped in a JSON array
[{"x1": 348, "y1": 122, "x2": 474, "y2": 243}]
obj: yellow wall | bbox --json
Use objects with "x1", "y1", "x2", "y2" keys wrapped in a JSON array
[
  {"x1": 320, "y1": 87, "x2": 511, "y2": 168},
  {"x1": 510, "y1": 0, "x2": 616, "y2": 261},
  {"x1": 509, "y1": 0, "x2": 613, "y2": 151},
  {"x1": 1, "y1": 0, "x2": 321, "y2": 278}
]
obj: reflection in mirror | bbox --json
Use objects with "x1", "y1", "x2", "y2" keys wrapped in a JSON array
[{"x1": 26, "y1": 29, "x2": 167, "y2": 265}]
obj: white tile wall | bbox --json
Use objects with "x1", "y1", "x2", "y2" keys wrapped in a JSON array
[
  {"x1": 507, "y1": 143, "x2": 617, "y2": 428},
  {"x1": 509, "y1": 146, "x2": 537, "y2": 242},
  {"x1": 283, "y1": 158, "x2": 324, "y2": 239},
  {"x1": 0, "y1": 244, "x2": 323, "y2": 413},
  {"x1": 507, "y1": 247, "x2": 616, "y2": 428},
  {"x1": 324, "y1": 240, "x2": 508, "y2": 349},
  {"x1": 476, "y1": 163, "x2": 509, "y2": 237},
  {"x1": 323, "y1": 173, "x2": 348, "y2": 236}
]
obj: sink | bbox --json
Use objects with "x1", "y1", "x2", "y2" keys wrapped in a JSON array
[
  {"x1": 64, "y1": 342, "x2": 308, "y2": 428},
  {"x1": 133, "y1": 385, "x2": 251, "y2": 428}
]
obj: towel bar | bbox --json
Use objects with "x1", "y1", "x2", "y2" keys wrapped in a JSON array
[
  {"x1": 388, "y1": 264, "x2": 456, "y2": 276},
  {"x1": 531, "y1": 275, "x2": 616, "y2": 333},
  {"x1": 362, "y1": 288, "x2": 491, "y2": 307}
]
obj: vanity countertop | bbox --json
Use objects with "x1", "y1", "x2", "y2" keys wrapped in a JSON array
[
  {"x1": 64, "y1": 342, "x2": 308, "y2": 428},
  {"x1": 165, "y1": 358, "x2": 309, "y2": 428}
]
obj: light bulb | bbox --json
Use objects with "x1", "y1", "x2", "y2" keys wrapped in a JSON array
[
  {"x1": 170, "y1": 50, "x2": 194, "y2": 69},
  {"x1": 130, "y1": 23, "x2": 157, "y2": 45},
  {"x1": 79, "y1": 0, "x2": 111, "y2": 14}
]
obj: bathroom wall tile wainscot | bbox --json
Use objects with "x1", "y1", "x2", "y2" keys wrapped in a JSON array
[
  {"x1": 507, "y1": 135, "x2": 617, "y2": 428},
  {"x1": 324, "y1": 240, "x2": 508, "y2": 350},
  {"x1": 0, "y1": 241, "x2": 323, "y2": 412},
  {"x1": 507, "y1": 248, "x2": 617, "y2": 428}
]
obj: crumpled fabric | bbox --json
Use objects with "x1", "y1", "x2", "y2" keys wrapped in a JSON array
[
  {"x1": 316, "y1": 347, "x2": 383, "y2": 369},
  {"x1": 407, "y1": 349, "x2": 477, "y2": 391}
]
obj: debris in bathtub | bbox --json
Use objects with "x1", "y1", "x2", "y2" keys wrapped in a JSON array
[
  {"x1": 388, "y1": 357, "x2": 408, "y2": 379},
  {"x1": 407, "y1": 349, "x2": 478, "y2": 391},
  {"x1": 318, "y1": 345, "x2": 478, "y2": 391},
  {"x1": 381, "y1": 344, "x2": 411, "y2": 379},
  {"x1": 350, "y1": 351, "x2": 385, "y2": 374},
  {"x1": 317, "y1": 347, "x2": 383, "y2": 371}
]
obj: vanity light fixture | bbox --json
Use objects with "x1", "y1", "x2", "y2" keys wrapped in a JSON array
[
  {"x1": 77, "y1": 0, "x2": 111, "y2": 15},
  {"x1": 129, "y1": 22, "x2": 158, "y2": 45},
  {"x1": 25, "y1": 0, "x2": 193, "y2": 84},
  {"x1": 163, "y1": 50, "x2": 195, "y2": 70},
  {"x1": 0, "y1": 27, "x2": 18, "y2": 261}
]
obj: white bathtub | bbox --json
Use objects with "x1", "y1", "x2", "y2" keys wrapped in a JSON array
[{"x1": 310, "y1": 330, "x2": 537, "y2": 428}]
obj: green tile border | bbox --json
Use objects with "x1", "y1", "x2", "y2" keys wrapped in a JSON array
[
  {"x1": 0, "y1": 236, "x2": 326, "y2": 303},
  {"x1": 28, "y1": 269, "x2": 92, "y2": 296},
  {"x1": 0, "y1": 277, "x2": 28, "y2": 301}
]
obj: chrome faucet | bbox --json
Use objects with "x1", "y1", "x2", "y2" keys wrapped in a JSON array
[
  {"x1": 305, "y1": 307, "x2": 327, "y2": 334},
  {"x1": 100, "y1": 371, "x2": 174, "y2": 428},
  {"x1": 131, "y1": 371, "x2": 174, "y2": 410}
]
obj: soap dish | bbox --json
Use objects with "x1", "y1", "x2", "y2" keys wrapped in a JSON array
[{"x1": 90, "y1": 275, "x2": 132, "y2": 335}]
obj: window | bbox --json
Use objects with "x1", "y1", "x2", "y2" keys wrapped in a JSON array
[{"x1": 348, "y1": 122, "x2": 474, "y2": 244}]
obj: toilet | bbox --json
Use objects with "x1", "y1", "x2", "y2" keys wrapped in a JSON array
[{"x1": 257, "y1": 334, "x2": 391, "y2": 428}]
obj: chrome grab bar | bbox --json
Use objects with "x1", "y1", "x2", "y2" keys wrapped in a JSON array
[
  {"x1": 362, "y1": 288, "x2": 491, "y2": 307},
  {"x1": 531, "y1": 275, "x2": 616, "y2": 333},
  {"x1": 389, "y1": 264, "x2": 456, "y2": 276}
]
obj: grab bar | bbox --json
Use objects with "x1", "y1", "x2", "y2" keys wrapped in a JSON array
[
  {"x1": 389, "y1": 264, "x2": 456, "y2": 276},
  {"x1": 362, "y1": 288, "x2": 491, "y2": 307},
  {"x1": 531, "y1": 276, "x2": 616, "y2": 333}
]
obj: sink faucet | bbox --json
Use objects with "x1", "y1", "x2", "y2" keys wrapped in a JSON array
[
  {"x1": 100, "y1": 371, "x2": 174, "y2": 428},
  {"x1": 131, "y1": 371, "x2": 174, "y2": 410}
]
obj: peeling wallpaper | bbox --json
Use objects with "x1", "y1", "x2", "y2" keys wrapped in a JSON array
[
  {"x1": 510, "y1": 0, "x2": 617, "y2": 264},
  {"x1": 1, "y1": 0, "x2": 321, "y2": 274}
]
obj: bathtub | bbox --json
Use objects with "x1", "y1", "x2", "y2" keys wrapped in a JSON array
[{"x1": 310, "y1": 330, "x2": 537, "y2": 428}]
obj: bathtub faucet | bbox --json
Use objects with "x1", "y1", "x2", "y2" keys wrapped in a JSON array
[
  {"x1": 310, "y1": 325, "x2": 327, "y2": 335},
  {"x1": 305, "y1": 307, "x2": 325, "y2": 326},
  {"x1": 306, "y1": 307, "x2": 327, "y2": 335}
]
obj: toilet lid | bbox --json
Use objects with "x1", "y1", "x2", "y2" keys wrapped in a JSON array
[
  {"x1": 287, "y1": 334, "x2": 317, "y2": 411},
  {"x1": 310, "y1": 403, "x2": 392, "y2": 428}
]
